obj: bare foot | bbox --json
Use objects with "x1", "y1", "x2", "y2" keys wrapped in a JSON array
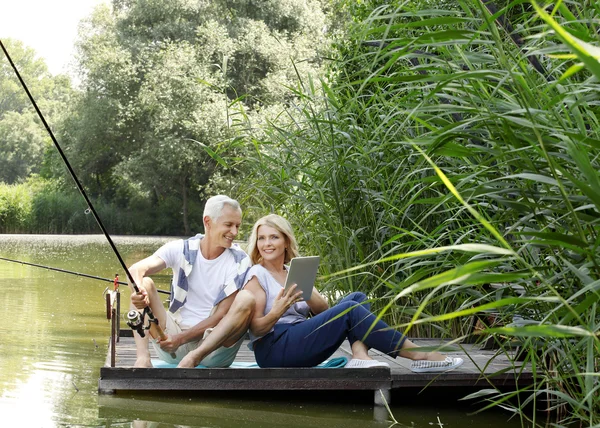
[
  {"x1": 351, "y1": 354, "x2": 373, "y2": 360},
  {"x1": 399, "y1": 339, "x2": 450, "y2": 362},
  {"x1": 350, "y1": 341, "x2": 371, "y2": 360},
  {"x1": 134, "y1": 357, "x2": 153, "y2": 368},
  {"x1": 423, "y1": 352, "x2": 446, "y2": 361},
  {"x1": 177, "y1": 354, "x2": 200, "y2": 368}
]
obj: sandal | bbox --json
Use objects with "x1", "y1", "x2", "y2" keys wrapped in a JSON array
[{"x1": 410, "y1": 356, "x2": 463, "y2": 373}]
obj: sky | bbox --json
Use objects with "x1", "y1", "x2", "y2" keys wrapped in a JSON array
[{"x1": 0, "y1": 0, "x2": 106, "y2": 77}]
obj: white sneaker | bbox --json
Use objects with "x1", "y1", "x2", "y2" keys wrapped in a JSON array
[
  {"x1": 346, "y1": 359, "x2": 390, "y2": 368},
  {"x1": 410, "y1": 356, "x2": 463, "y2": 373}
]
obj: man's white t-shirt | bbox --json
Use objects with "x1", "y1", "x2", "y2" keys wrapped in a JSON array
[{"x1": 155, "y1": 240, "x2": 239, "y2": 328}]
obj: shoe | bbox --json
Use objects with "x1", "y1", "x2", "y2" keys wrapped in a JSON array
[
  {"x1": 346, "y1": 359, "x2": 390, "y2": 368},
  {"x1": 410, "y1": 356, "x2": 463, "y2": 373}
]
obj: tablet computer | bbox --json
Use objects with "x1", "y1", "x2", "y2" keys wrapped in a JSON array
[{"x1": 284, "y1": 256, "x2": 320, "y2": 300}]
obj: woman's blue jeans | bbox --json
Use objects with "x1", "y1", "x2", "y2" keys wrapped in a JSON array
[{"x1": 253, "y1": 292, "x2": 407, "y2": 367}]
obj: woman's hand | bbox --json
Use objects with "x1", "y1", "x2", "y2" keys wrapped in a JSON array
[
  {"x1": 244, "y1": 276, "x2": 303, "y2": 338},
  {"x1": 270, "y1": 284, "x2": 303, "y2": 317}
]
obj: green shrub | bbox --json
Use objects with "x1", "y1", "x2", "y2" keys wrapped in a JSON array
[{"x1": 0, "y1": 182, "x2": 33, "y2": 233}]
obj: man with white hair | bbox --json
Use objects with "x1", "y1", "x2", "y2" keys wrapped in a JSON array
[{"x1": 128, "y1": 195, "x2": 255, "y2": 368}]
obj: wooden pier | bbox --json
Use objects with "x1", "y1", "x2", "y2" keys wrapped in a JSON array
[
  {"x1": 99, "y1": 330, "x2": 533, "y2": 405},
  {"x1": 100, "y1": 291, "x2": 533, "y2": 405}
]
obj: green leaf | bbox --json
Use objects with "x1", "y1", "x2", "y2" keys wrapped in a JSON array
[
  {"x1": 191, "y1": 140, "x2": 228, "y2": 168},
  {"x1": 322, "y1": 244, "x2": 514, "y2": 280},
  {"x1": 485, "y1": 324, "x2": 595, "y2": 338},
  {"x1": 460, "y1": 389, "x2": 500, "y2": 400},
  {"x1": 558, "y1": 280, "x2": 600, "y2": 325},
  {"x1": 403, "y1": 297, "x2": 558, "y2": 325},
  {"x1": 512, "y1": 231, "x2": 587, "y2": 248},
  {"x1": 366, "y1": 18, "x2": 472, "y2": 34},
  {"x1": 532, "y1": 0, "x2": 600, "y2": 80},
  {"x1": 396, "y1": 260, "x2": 503, "y2": 298},
  {"x1": 433, "y1": 142, "x2": 473, "y2": 157},
  {"x1": 500, "y1": 173, "x2": 558, "y2": 186},
  {"x1": 560, "y1": 63, "x2": 585, "y2": 81}
]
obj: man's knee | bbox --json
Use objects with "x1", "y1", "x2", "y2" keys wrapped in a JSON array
[
  {"x1": 131, "y1": 277, "x2": 154, "y2": 306},
  {"x1": 130, "y1": 277, "x2": 160, "y2": 313},
  {"x1": 141, "y1": 277, "x2": 157, "y2": 292}
]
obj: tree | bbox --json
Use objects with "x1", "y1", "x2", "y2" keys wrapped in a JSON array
[
  {"x1": 0, "y1": 39, "x2": 73, "y2": 184},
  {"x1": 0, "y1": 39, "x2": 50, "y2": 116},
  {"x1": 0, "y1": 111, "x2": 48, "y2": 183},
  {"x1": 69, "y1": 0, "x2": 328, "y2": 234}
]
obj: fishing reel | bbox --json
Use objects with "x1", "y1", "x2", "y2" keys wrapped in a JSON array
[
  {"x1": 126, "y1": 308, "x2": 157, "y2": 338},
  {"x1": 126, "y1": 310, "x2": 146, "y2": 337},
  {"x1": 126, "y1": 308, "x2": 175, "y2": 358}
]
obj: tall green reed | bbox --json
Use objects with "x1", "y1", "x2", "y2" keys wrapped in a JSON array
[{"x1": 223, "y1": 0, "x2": 599, "y2": 424}]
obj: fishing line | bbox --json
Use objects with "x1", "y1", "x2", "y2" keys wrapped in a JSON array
[{"x1": 0, "y1": 257, "x2": 169, "y2": 295}]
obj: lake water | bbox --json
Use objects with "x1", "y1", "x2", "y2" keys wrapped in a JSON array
[{"x1": 0, "y1": 235, "x2": 528, "y2": 427}]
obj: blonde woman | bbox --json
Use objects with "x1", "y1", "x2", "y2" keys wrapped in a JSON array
[{"x1": 243, "y1": 214, "x2": 463, "y2": 372}]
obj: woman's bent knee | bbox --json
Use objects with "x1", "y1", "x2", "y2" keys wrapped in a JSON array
[
  {"x1": 349, "y1": 292, "x2": 367, "y2": 301},
  {"x1": 336, "y1": 291, "x2": 367, "y2": 305},
  {"x1": 334, "y1": 300, "x2": 359, "y2": 312}
]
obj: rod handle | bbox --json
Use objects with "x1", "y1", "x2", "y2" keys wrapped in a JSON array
[
  {"x1": 148, "y1": 322, "x2": 177, "y2": 359},
  {"x1": 148, "y1": 322, "x2": 168, "y2": 341}
]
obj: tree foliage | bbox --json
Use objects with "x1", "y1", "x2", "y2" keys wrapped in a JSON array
[
  {"x1": 0, "y1": 39, "x2": 73, "y2": 184},
  {"x1": 67, "y1": 0, "x2": 327, "y2": 234}
]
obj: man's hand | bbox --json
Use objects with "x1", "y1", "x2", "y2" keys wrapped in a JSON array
[
  {"x1": 156, "y1": 333, "x2": 182, "y2": 354},
  {"x1": 130, "y1": 288, "x2": 150, "y2": 310}
]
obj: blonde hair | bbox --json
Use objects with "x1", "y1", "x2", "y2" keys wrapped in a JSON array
[{"x1": 247, "y1": 214, "x2": 300, "y2": 265}]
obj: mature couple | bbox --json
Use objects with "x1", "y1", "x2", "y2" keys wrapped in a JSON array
[{"x1": 129, "y1": 195, "x2": 463, "y2": 372}]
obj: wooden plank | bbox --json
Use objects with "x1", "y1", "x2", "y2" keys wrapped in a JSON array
[
  {"x1": 101, "y1": 366, "x2": 389, "y2": 381},
  {"x1": 99, "y1": 377, "x2": 390, "y2": 391},
  {"x1": 99, "y1": 366, "x2": 391, "y2": 392},
  {"x1": 100, "y1": 334, "x2": 390, "y2": 393}
]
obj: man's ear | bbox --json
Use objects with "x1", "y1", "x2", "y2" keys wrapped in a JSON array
[{"x1": 203, "y1": 215, "x2": 211, "y2": 230}]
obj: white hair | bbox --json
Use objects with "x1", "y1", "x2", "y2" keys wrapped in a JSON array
[{"x1": 203, "y1": 195, "x2": 241, "y2": 221}]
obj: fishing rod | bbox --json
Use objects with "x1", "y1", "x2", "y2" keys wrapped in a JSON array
[
  {"x1": 0, "y1": 256, "x2": 169, "y2": 295},
  {"x1": 0, "y1": 40, "x2": 169, "y2": 341}
]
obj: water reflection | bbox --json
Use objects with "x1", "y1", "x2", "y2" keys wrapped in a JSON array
[
  {"x1": 0, "y1": 235, "x2": 526, "y2": 427},
  {"x1": 96, "y1": 389, "x2": 523, "y2": 428},
  {"x1": 98, "y1": 393, "x2": 394, "y2": 428},
  {"x1": 0, "y1": 234, "x2": 171, "y2": 427}
]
